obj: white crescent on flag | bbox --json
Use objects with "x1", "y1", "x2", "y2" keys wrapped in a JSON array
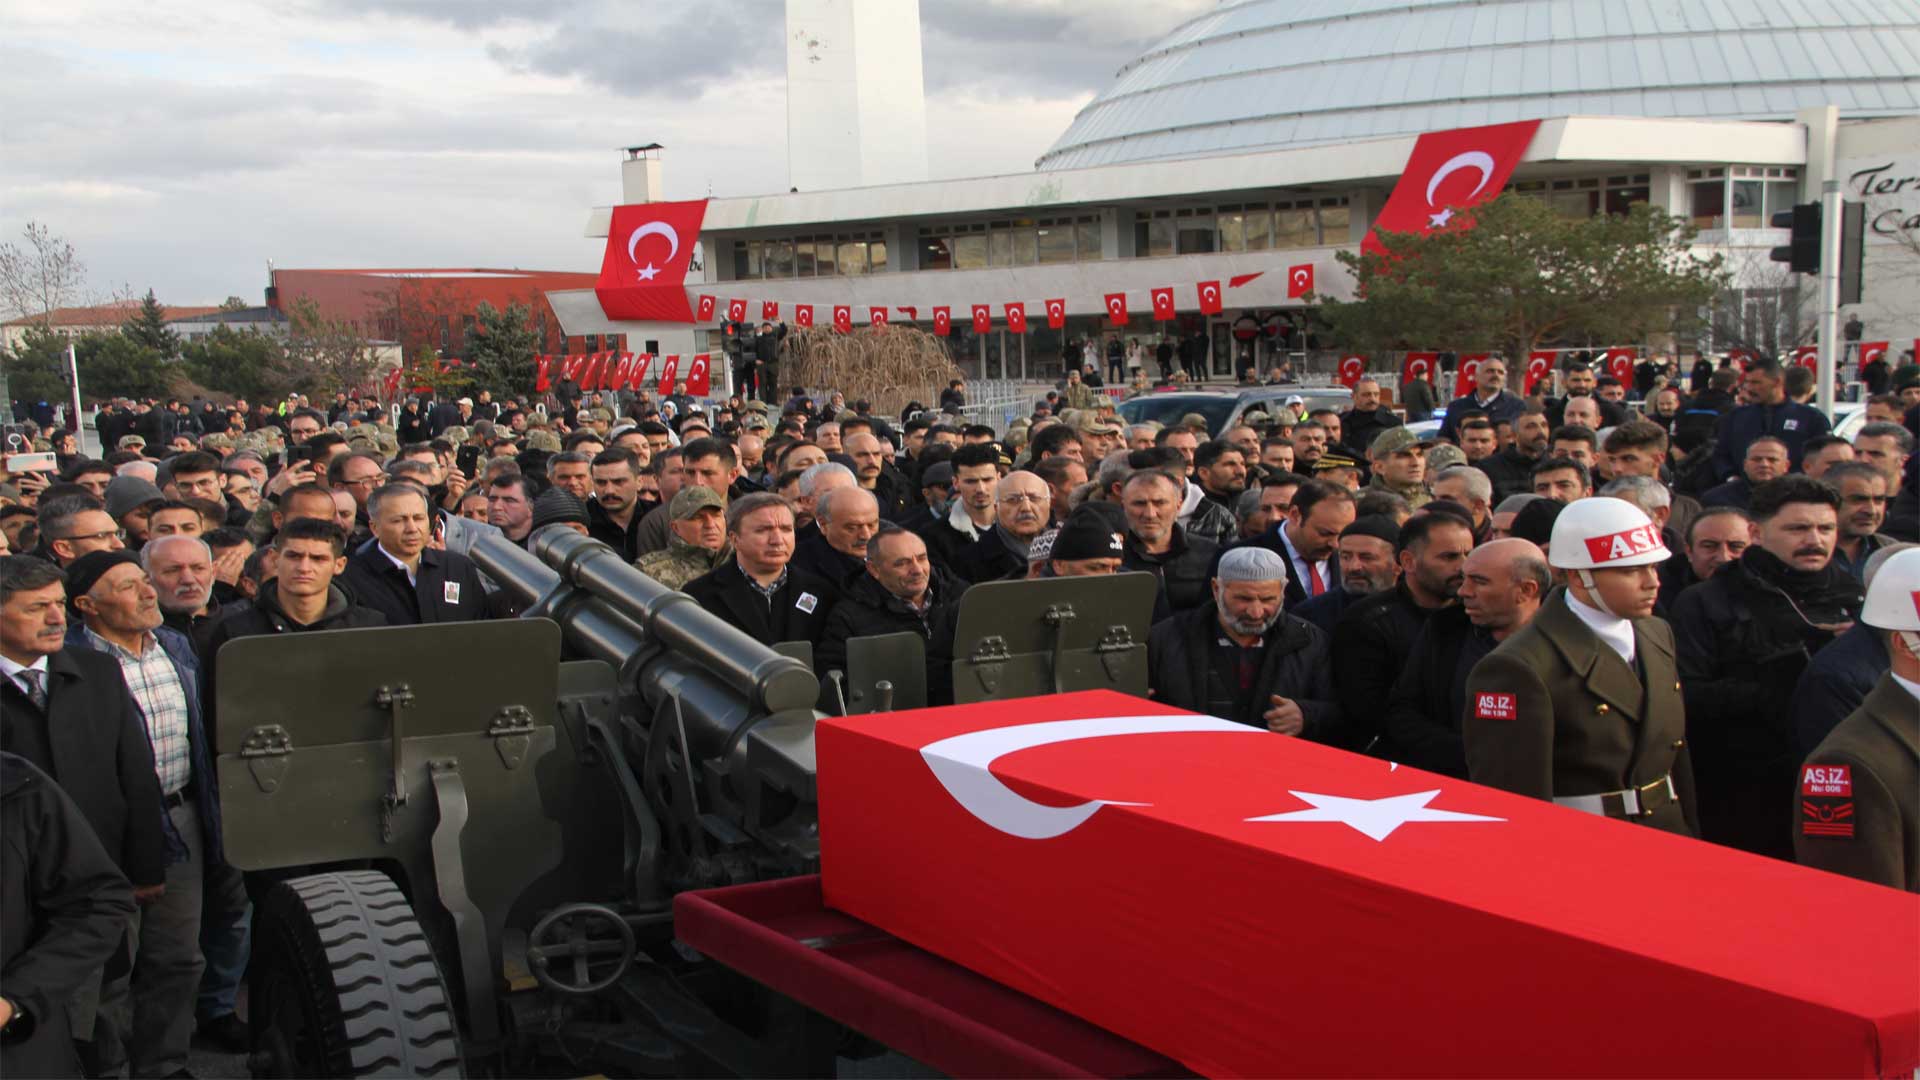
[
  {"x1": 1292, "y1": 268, "x2": 1309, "y2": 287},
  {"x1": 1202, "y1": 285, "x2": 1218, "y2": 303},
  {"x1": 1109, "y1": 297, "x2": 1123, "y2": 316},
  {"x1": 1425, "y1": 151, "x2": 1496, "y2": 206},
  {"x1": 1048, "y1": 301, "x2": 1063, "y2": 316},
  {"x1": 626, "y1": 221, "x2": 679, "y2": 281}
]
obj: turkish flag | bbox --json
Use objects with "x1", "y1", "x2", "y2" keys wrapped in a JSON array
[
  {"x1": 1524, "y1": 350, "x2": 1555, "y2": 395},
  {"x1": 1402, "y1": 351, "x2": 1438, "y2": 384},
  {"x1": 868, "y1": 306, "x2": 889, "y2": 328},
  {"x1": 594, "y1": 199, "x2": 708, "y2": 322},
  {"x1": 932, "y1": 306, "x2": 952, "y2": 336},
  {"x1": 606, "y1": 352, "x2": 630, "y2": 391},
  {"x1": 726, "y1": 298, "x2": 747, "y2": 323},
  {"x1": 833, "y1": 305, "x2": 853, "y2": 333},
  {"x1": 533, "y1": 355, "x2": 551, "y2": 394},
  {"x1": 972, "y1": 305, "x2": 992, "y2": 334},
  {"x1": 686, "y1": 353, "x2": 712, "y2": 396},
  {"x1": 762, "y1": 300, "x2": 779, "y2": 321},
  {"x1": 1150, "y1": 287, "x2": 1175, "y2": 321},
  {"x1": 1196, "y1": 281, "x2": 1223, "y2": 316},
  {"x1": 1005, "y1": 302, "x2": 1028, "y2": 334},
  {"x1": 1337, "y1": 355, "x2": 1366, "y2": 388},
  {"x1": 897, "y1": 306, "x2": 918, "y2": 322},
  {"x1": 657, "y1": 354, "x2": 681, "y2": 393},
  {"x1": 579, "y1": 352, "x2": 604, "y2": 392},
  {"x1": 1362, "y1": 121, "x2": 1542, "y2": 254},
  {"x1": 1603, "y1": 348, "x2": 1637, "y2": 384},
  {"x1": 1858, "y1": 340, "x2": 1889, "y2": 375},
  {"x1": 1287, "y1": 264, "x2": 1314, "y2": 298},
  {"x1": 630, "y1": 353, "x2": 653, "y2": 388},
  {"x1": 818, "y1": 690, "x2": 1920, "y2": 1079},
  {"x1": 1104, "y1": 293, "x2": 1130, "y2": 326},
  {"x1": 1792, "y1": 345, "x2": 1820, "y2": 372},
  {"x1": 1044, "y1": 298, "x2": 1066, "y2": 329},
  {"x1": 695, "y1": 295, "x2": 717, "y2": 322},
  {"x1": 383, "y1": 366, "x2": 405, "y2": 399},
  {"x1": 795, "y1": 304, "x2": 814, "y2": 328},
  {"x1": 1456, "y1": 353, "x2": 1488, "y2": 399}
]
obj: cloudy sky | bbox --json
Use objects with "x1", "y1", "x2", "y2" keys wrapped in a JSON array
[{"x1": 1, "y1": 0, "x2": 1213, "y2": 307}]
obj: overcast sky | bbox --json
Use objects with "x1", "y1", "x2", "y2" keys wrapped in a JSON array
[{"x1": 1, "y1": 0, "x2": 1213, "y2": 307}]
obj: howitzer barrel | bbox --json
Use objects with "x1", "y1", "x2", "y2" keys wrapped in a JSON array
[{"x1": 472, "y1": 530, "x2": 819, "y2": 715}]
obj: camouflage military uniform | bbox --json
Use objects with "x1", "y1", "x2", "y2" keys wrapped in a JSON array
[{"x1": 635, "y1": 536, "x2": 728, "y2": 591}]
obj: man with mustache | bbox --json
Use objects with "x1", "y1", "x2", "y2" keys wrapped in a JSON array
[{"x1": 1672, "y1": 476, "x2": 1864, "y2": 860}]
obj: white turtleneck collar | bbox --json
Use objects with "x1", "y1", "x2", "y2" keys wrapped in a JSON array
[{"x1": 1565, "y1": 589, "x2": 1635, "y2": 666}]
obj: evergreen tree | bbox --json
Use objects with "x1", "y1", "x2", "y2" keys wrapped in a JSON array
[
  {"x1": 123, "y1": 288, "x2": 180, "y2": 358},
  {"x1": 464, "y1": 301, "x2": 542, "y2": 397}
]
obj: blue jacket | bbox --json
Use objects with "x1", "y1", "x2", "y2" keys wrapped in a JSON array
[
  {"x1": 1792, "y1": 622, "x2": 1889, "y2": 757},
  {"x1": 1437, "y1": 389, "x2": 1527, "y2": 442},
  {"x1": 67, "y1": 624, "x2": 224, "y2": 869},
  {"x1": 1708, "y1": 401, "x2": 1830, "y2": 482}
]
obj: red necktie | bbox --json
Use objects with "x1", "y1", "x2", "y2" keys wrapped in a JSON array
[{"x1": 1308, "y1": 562, "x2": 1326, "y2": 597}]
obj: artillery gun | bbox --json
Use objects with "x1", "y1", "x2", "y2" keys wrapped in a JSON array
[{"x1": 217, "y1": 527, "x2": 1155, "y2": 1076}]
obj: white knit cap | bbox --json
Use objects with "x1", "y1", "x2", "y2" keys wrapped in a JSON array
[{"x1": 1217, "y1": 546, "x2": 1289, "y2": 584}]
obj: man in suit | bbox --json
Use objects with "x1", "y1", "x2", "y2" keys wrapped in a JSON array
[
  {"x1": 0, "y1": 555, "x2": 168, "y2": 1071},
  {"x1": 1464, "y1": 498, "x2": 1698, "y2": 838},
  {"x1": 343, "y1": 484, "x2": 491, "y2": 626},
  {"x1": 1231, "y1": 479, "x2": 1355, "y2": 609},
  {"x1": 684, "y1": 493, "x2": 838, "y2": 650}
]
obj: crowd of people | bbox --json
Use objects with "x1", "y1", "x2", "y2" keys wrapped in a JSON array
[{"x1": 2, "y1": 350, "x2": 1919, "y2": 1076}]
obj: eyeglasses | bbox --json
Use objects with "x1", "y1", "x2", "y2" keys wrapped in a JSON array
[
  {"x1": 998, "y1": 493, "x2": 1047, "y2": 505},
  {"x1": 57, "y1": 528, "x2": 125, "y2": 544}
]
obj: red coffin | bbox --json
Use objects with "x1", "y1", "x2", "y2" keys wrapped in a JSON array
[{"x1": 818, "y1": 690, "x2": 1920, "y2": 1078}]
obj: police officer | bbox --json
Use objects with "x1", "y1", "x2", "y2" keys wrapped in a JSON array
[
  {"x1": 1794, "y1": 547, "x2": 1920, "y2": 891},
  {"x1": 1464, "y1": 498, "x2": 1698, "y2": 836}
]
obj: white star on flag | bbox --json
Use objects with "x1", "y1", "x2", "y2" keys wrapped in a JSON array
[
  {"x1": 1247, "y1": 789, "x2": 1503, "y2": 842},
  {"x1": 636, "y1": 263, "x2": 660, "y2": 281},
  {"x1": 1428, "y1": 208, "x2": 1454, "y2": 229}
]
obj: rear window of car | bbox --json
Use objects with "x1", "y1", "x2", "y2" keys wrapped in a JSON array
[{"x1": 1116, "y1": 396, "x2": 1239, "y2": 435}]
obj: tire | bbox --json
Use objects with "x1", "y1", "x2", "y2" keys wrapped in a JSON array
[{"x1": 251, "y1": 870, "x2": 464, "y2": 1078}]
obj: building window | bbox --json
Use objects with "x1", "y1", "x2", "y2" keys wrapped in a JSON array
[
  {"x1": 1076, "y1": 218, "x2": 1101, "y2": 260},
  {"x1": 1274, "y1": 203, "x2": 1316, "y2": 249},
  {"x1": 953, "y1": 232, "x2": 989, "y2": 271},
  {"x1": 1174, "y1": 209, "x2": 1214, "y2": 255},
  {"x1": 1036, "y1": 219, "x2": 1075, "y2": 264},
  {"x1": 1317, "y1": 199, "x2": 1350, "y2": 242},
  {"x1": 868, "y1": 239, "x2": 887, "y2": 273},
  {"x1": 766, "y1": 239, "x2": 794, "y2": 278},
  {"x1": 837, "y1": 238, "x2": 868, "y2": 276},
  {"x1": 922, "y1": 236, "x2": 951, "y2": 270}
]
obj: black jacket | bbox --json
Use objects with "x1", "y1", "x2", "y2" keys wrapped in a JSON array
[
  {"x1": 914, "y1": 503, "x2": 990, "y2": 574},
  {"x1": 586, "y1": 499, "x2": 642, "y2": 562},
  {"x1": 791, "y1": 526, "x2": 866, "y2": 590},
  {"x1": 950, "y1": 526, "x2": 1032, "y2": 584},
  {"x1": 815, "y1": 569, "x2": 966, "y2": 710},
  {"x1": 1122, "y1": 526, "x2": 1218, "y2": 614},
  {"x1": 341, "y1": 544, "x2": 491, "y2": 626},
  {"x1": 1331, "y1": 584, "x2": 1454, "y2": 755},
  {"x1": 1291, "y1": 585, "x2": 1359, "y2": 635},
  {"x1": 1478, "y1": 446, "x2": 1541, "y2": 503},
  {"x1": 1699, "y1": 477, "x2": 1754, "y2": 510},
  {"x1": 1147, "y1": 605, "x2": 1340, "y2": 739},
  {"x1": 1708, "y1": 400, "x2": 1831, "y2": 481},
  {"x1": 1437, "y1": 389, "x2": 1526, "y2": 440},
  {"x1": 396, "y1": 407, "x2": 429, "y2": 445},
  {"x1": 0, "y1": 650, "x2": 169, "y2": 888},
  {"x1": 1, "y1": 754, "x2": 137, "y2": 1079},
  {"x1": 685, "y1": 560, "x2": 839, "y2": 649},
  {"x1": 1339, "y1": 407, "x2": 1402, "y2": 459},
  {"x1": 1671, "y1": 546, "x2": 1863, "y2": 858},
  {"x1": 1381, "y1": 605, "x2": 1499, "y2": 778},
  {"x1": 1791, "y1": 621, "x2": 1889, "y2": 757}
]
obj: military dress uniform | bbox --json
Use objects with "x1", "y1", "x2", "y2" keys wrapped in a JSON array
[
  {"x1": 1794, "y1": 674, "x2": 1919, "y2": 892},
  {"x1": 1464, "y1": 589, "x2": 1699, "y2": 836}
]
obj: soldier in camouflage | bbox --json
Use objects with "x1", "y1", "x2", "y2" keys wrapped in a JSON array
[{"x1": 635, "y1": 486, "x2": 730, "y2": 591}]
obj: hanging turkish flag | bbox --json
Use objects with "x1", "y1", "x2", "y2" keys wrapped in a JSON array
[
  {"x1": 932, "y1": 306, "x2": 952, "y2": 336},
  {"x1": 606, "y1": 352, "x2": 630, "y2": 391},
  {"x1": 580, "y1": 352, "x2": 605, "y2": 392},
  {"x1": 383, "y1": 366, "x2": 405, "y2": 399},
  {"x1": 1402, "y1": 351, "x2": 1438, "y2": 385},
  {"x1": 868, "y1": 306, "x2": 889, "y2": 328},
  {"x1": 1150, "y1": 287, "x2": 1175, "y2": 321},
  {"x1": 686, "y1": 353, "x2": 712, "y2": 396},
  {"x1": 594, "y1": 199, "x2": 709, "y2": 322},
  {"x1": 533, "y1": 355, "x2": 552, "y2": 394},
  {"x1": 1196, "y1": 281, "x2": 1223, "y2": 316},
  {"x1": 1456, "y1": 353, "x2": 1488, "y2": 399},
  {"x1": 897, "y1": 306, "x2": 918, "y2": 321},
  {"x1": 1524, "y1": 350, "x2": 1555, "y2": 395},
  {"x1": 795, "y1": 304, "x2": 814, "y2": 328},
  {"x1": 1287, "y1": 264, "x2": 1315, "y2": 299},
  {"x1": 1104, "y1": 293, "x2": 1130, "y2": 326},
  {"x1": 630, "y1": 353, "x2": 653, "y2": 389},
  {"x1": 695, "y1": 295, "x2": 717, "y2": 322},
  {"x1": 1603, "y1": 347, "x2": 1637, "y2": 384},
  {"x1": 1362, "y1": 121, "x2": 1542, "y2": 254},
  {"x1": 657, "y1": 354, "x2": 681, "y2": 393},
  {"x1": 1005, "y1": 302, "x2": 1028, "y2": 334},
  {"x1": 1858, "y1": 340, "x2": 1889, "y2": 375},
  {"x1": 1337, "y1": 355, "x2": 1366, "y2": 388},
  {"x1": 972, "y1": 305, "x2": 992, "y2": 333},
  {"x1": 1044, "y1": 298, "x2": 1067, "y2": 329},
  {"x1": 761, "y1": 300, "x2": 779, "y2": 321},
  {"x1": 1790, "y1": 345, "x2": 1819, "y2": 372},
  {"x1": 726, "y1": 298, "x2": 747, "y2": 323},
  {"x1": 833, "y1": 305, "x2": 853, "y2": 333}
]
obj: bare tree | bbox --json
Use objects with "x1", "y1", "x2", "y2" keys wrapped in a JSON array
[
  {"x1": 0, "y1": 222, "x2": 88, "y2": 327},
  {"x1": 1702, "y1": 244, "x2": 1817, "y2": 360}
]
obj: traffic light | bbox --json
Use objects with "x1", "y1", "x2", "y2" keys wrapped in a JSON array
[
  {"x1": 1770, "y1": 203, "x2": 1820, "y2": 273},
  {"x1": 1838, "y1": 200, "x2": 1864, "y2": 306}
]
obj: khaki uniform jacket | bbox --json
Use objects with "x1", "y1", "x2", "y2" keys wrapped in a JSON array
[
  {"x1": 1794, "y1": 674, "x2": 1919, "y2": 893},
  {"x1": 1464, "y1": 589, "x2": 1698, "y2": 836},
  {"x1": 635, "y1": 537, "x2": 729, "y2": 592}
]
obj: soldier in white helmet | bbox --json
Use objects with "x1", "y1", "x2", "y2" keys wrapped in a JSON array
[
  {"x1": 1794, "y1": 547, "x2": 1920, "y2": 892},
  {"x1": 1463, "y1": 497, "x2": 1697, "y2": 836}
]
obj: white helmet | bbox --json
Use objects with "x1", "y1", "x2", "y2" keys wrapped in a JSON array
[
  {"x1": 1861, "y1": 547, "x2": 1920, "y2": 632},
  {"x1": 1548, "y1": 497, "x2": 1670, "y2": 571}
]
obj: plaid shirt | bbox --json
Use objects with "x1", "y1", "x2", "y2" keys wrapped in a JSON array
[{"x1": 86, "y1": 627, "x2": 194, "y2": 796}]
